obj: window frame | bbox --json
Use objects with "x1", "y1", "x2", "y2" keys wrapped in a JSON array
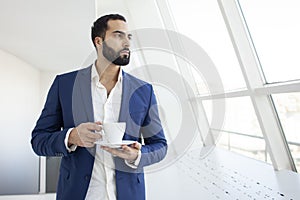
[{"x1": 157, "y1": 0, "x2": 298, "y2": 171}]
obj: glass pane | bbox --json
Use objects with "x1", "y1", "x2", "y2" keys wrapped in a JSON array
[
  {"x1": 204, "y1": 97, "x2": 262, "y2": 136},
  {"x1": 215, "y1": 130, "x2": 271, "y2": 164},
  {"x1": 239, "y1": 0, "x2": 300, "y2": 83},
  {"x1": 168, "y1": 0, "x2": 246, "y2": 93},
  {"x1": 203, "y1": 97, "x2": 268, "y2": 162},
  {"x1": 272, "y1": 92, "x2": 300, "y2": 171}
]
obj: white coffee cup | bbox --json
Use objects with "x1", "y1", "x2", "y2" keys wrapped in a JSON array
[{"x1": 100, "y1": 122, "x2": 126, "y2": 144}]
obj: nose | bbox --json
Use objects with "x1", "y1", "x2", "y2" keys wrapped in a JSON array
[{"x1": 123, "y1": 35, "x2": 130, "y2": 48}]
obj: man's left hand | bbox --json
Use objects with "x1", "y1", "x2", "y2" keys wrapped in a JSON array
[{"x1": 101, "y1": 142, "x2": 141, "y2": 161}]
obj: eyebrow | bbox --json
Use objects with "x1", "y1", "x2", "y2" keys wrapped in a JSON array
[{"x1": 112, "y1": 30, "x2": 132, "y2": 38}]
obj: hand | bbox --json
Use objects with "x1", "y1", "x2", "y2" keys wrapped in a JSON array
[
  {"x1": 101, "y1": 142, "x2": 141, "y2": 161},
  {"x1": 68, "y1": 122, "x2": 102, "y2": 148}
]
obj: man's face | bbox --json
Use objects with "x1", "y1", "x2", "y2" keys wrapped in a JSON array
[{"x1": 102, "y1": 20, "x2": 132, "y2": 66}]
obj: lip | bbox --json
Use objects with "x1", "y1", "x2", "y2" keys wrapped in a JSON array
[
  {"x1": 120, "y1": 50, "x2": 130, "y2": 56},
  {"x1": 120, "y1": 49, "x2": 130, "y2": 53}
]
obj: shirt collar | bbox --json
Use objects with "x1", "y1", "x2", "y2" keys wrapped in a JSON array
[{"x1": 91, "y1": 61, "x2": 123, "y2": 83}]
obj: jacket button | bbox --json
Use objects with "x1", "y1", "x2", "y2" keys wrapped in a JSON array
[{"x1": 85, "y1": 175, "x2": 90, "y2": 180}]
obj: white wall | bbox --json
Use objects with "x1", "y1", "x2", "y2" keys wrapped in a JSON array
[
  {"x1": 0, "y1": 49, "x2": 40, "y2": 194},
  {"x1": 39, "y1": 70, "x2": 60, "y2": 108}
]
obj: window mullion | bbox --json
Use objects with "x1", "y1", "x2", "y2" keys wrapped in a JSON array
[{"x1": 218, "y1": 0, "x2": 295, "y2": 171}]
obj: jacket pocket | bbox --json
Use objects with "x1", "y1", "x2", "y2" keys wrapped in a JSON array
[{"x1": 137, "y1": 173, "x2": 144, "y2": 184}]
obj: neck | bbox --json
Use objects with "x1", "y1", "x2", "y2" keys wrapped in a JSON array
[{"x1": 95, "y1": 58, "x2": 120, "y2": 83}]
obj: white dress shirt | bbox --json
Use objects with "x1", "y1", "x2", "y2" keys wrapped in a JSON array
[
  {"x1": 84, "y1": 64, "x2": 122, "y2": 200},
  {"x1": 64, "y1": 64, "x2": 141, "y2": 200}
]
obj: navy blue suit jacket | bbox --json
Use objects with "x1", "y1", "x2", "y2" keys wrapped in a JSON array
[{"x1": 31, "y1": 66, "x2": 167, "y2": 200}]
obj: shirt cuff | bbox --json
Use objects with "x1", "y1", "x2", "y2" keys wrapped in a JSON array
[
  {"x1": 125, "y1": 150, "x2": 141, "y2": 169},
  {"x1": 64, "y1": 128, "x2": 77, "y2": 152}
]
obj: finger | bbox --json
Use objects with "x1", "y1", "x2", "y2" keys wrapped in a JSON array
[
  {"x1": 103, "y1": 146, "x2": 137, "y2": 160},
  {"x1": 130, "y1": 142, "x2": 141, "y2": 150},
  {"x1": 121, "y1": 145, "x2": 131, "y2": 152},
  {"x1": 85, "y1": 123, "x2": 102, "y2": 132},
  {"x1": 78, "y1": 128, "x2": 101, "y2": 138},
  {"x1": 95, "y1": 121, "x2": 102, "y2": 125},
  {"x1": 76, "y1": 137, "x2": 94, "y2": 147},
  {"x1": 83, "y1": 137, "x2": 100, "y2": 144},
  {"x1": 134, "y1": 142, "x2": 141, "y2": 150},
  {"x1": 76, "y1": 131, "x2": 100, "y2": 143},
  {"x1": 102, "y1": 146, "x2": 118, "y2": 155},
  {"x1": 86, "y1": 132, "x2": 102, "y2": 140},
  {"x1": 94, "y1": 122, "x2": 103, "y2": 132},
  {"x1": 81, "y1": 122, "x2": 95, "y2": 129},
  {"x1": 121, "y1": 145, "x2": 138, "y2": 160},
  {"x1": 102, "y1": 146, "x2": 126, "y2": 157},
  {"x1": 76, "y1": 126, "x2": 92, "y2": 137},
  {"x1": 83, "y1": 141, "x2": 95, "y2": 148}
]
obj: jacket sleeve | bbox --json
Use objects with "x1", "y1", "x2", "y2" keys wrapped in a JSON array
[
  {"x1": 31, "y1": 75, "x2": 69, "y2": 157},
  {"x1": 139, "y1": 86, "x2": 168, "y2": 167}
]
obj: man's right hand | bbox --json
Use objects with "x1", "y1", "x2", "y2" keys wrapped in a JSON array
[{"x1": 68, "y1": 122, "x2": 102, "y2": 148}]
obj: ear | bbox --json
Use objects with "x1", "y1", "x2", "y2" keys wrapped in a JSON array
[{"x1": 94, "y1": 37, "x2": 103, "y2": 46}]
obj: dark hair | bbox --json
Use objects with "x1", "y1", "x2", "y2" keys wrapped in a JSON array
[{"x1": 91, "y1": 14, "x2": 126, "y2": 47}]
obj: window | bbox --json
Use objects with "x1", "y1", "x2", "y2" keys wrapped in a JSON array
[
  {"x1": 165, "y1": 0, "x2": 298, "y2": 170},
  {"x1": 166, "y1": 0, "x2": 271, "y2": 164},
  {"x1": 239, "y1": 0, "x2": 300, "y2": 83},
  {"x1": 272, "y1": 92, "x2": 300, "y2": 170},
  {"x1": 168, "y1": 0, "x2": 246, "y2": 93},
  {"x1": 203, "y1": 97, "x2": 270, "y2": 163}
]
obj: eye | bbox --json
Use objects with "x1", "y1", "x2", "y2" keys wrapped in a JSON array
[{"x1": 115, "y1": 33, "x2": 123, "y2": 38}]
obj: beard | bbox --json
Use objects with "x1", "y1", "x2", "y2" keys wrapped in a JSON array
[{"x1": 102, "y1": 42, "x2": 130, "y2": 66}]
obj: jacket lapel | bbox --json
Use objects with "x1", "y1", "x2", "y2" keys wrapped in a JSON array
[
  {"x1": 118, "y1": 71, "x2": 132, "y2": 123},
  {"x1": 72, "y1": 65, "x2": 94, "y2": 125},
  {"x1": 72, "y1": 65, "x2": 96, "y2": 156}
]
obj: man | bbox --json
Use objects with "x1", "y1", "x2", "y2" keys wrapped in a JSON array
[{"x1": 31, "y1": 14, "x2": 167, "y2": 200}]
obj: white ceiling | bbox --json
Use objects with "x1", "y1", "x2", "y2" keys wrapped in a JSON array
[{"x1": 0, "y1": 0, "x2": 96, "y2": 72}]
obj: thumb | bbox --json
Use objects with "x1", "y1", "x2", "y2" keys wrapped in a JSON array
[{"x1": 133, "y1": 142, "x2": 141, "y2": 150}]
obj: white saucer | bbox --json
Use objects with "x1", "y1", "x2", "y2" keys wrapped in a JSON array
[{"x1": 95, "y1": 140, "x2": 135, "y2": 148}]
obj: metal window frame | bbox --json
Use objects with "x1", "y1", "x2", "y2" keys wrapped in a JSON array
[
  {"x1": 157, "y1": 0, "x2": 297, "y2": 171},
  {"x1": 217, "y1": 0, "x2": 296, "y2": 171}
]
